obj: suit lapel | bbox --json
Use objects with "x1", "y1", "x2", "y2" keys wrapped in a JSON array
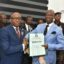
[{"x1": 9, "y1": 25, "x2": 20, "y2": 39}]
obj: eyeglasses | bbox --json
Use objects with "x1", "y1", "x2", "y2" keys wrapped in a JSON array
[{"x1": 11, "y1": 17, "x2": 22, "y2": 20}]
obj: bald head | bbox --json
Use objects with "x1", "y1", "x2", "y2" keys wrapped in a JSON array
[
  {"x1": 11, "y1": 12, "x2": 21, "y2": 19},
  {"x1": 45, "y1": 10, "x2": 55, "y2": 24},
  {"x1": 10, "y1": 12, "x2": 22, "y2": 27},
  {"x1": 46, "y1": 10, "x2": 54, "y2": 15}
]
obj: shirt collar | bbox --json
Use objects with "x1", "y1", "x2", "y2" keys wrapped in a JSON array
[
  {"x1": 46, "y1": 22, "x2": 54, "y2": 27},
  {"x1": 13, "y1": 26, "x2": 19, "y2": 31}
]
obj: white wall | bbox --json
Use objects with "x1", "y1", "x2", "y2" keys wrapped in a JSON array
[{"x1": 48, "y1": 0, "x2": 64, "y2": 23}]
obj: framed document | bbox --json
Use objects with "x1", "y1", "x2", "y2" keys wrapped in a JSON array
[{"x1": 29, "y1": 33, "x2": 46, "y2": 56}]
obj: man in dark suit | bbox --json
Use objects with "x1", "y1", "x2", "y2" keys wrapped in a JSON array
[
  {"x1": 0, "y1": 13, "x2": 8, "y2": 64},
  {"x1": 20, "y1": 16, "x2": 34, "y2": 64},
  {"x1": 21, "y1": 16, "x2": 37, "y2": 32},
  {"x1": 54, "y1": 12, "x2": 64, "y2": 64},
  {"x1": 0, "y1": 12, "x2": 27, "y2": 64}
]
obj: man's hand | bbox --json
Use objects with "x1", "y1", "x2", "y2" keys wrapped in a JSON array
[
  {"x1": 42, "y1": 44, "x2": 48, "y2": 49},
  {"x1": 23, "y1": 38, "x2": 28, "y2": 50},
  {"x1": 24, "y1": 48, "x2": 29, "y2": 54}
]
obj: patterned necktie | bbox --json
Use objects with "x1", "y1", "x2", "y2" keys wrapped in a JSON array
[
  {"x1": 16, "y1": 27, "x2": 20, "y2": 38},
  {"x1": 44, "y1": 24, "x2": 49, "y2": 35}
]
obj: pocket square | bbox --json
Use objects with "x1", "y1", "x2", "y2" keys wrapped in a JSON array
[{"x1": 51, "y1": 31, "x2": 56, "y2": 34}]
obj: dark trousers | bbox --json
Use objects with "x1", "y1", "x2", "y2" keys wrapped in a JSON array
[
  {"x1": 56, "y1": 50, "x2": 64, "y2": 64},
  {"x1": 23, "y1": 54, "x2": 32, "y2": 64}
]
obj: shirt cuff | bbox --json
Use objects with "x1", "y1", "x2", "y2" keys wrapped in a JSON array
[{"x1": 22, "y1": 44, "x2": 25, "y2": 51}]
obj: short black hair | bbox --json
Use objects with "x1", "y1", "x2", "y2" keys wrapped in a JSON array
[{"x1": 55, "y1": 12, "x2": 61, "y2": 16}]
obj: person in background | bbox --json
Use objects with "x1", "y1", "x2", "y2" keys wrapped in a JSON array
[
  {"x1": 54, "y1": 12, "x2": 64, "y2": 64},
  {"x1": 0, "y1": 13, "x2": 7, "y2": 28},
  {"x1": 54, "y1": 12, "x2": 64, "y2": 35},
  {"x1": 25, "y1": 10, "x2": 64, "y2": 64},
  {"x1": 37, "y1": 18, "x2": 44, "y2": 25},
  {"x1": 0, "y1": 12, "x2": 27, "y2": 64},
  {"x1": 0, "y1": 12, "x2": 7, "y2": 64},
  {"x1": 22, "y1": 16, "x2": 35, "y2": 64},
  {"x1": 25, "y1": 16, "x2": 34, "y2": 32}
]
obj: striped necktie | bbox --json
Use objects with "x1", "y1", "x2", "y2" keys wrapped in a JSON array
[{"x1": 16, "y1": 27, "x2": 20, "y2": 38}]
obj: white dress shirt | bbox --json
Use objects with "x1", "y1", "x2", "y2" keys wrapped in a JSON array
[{"x1": 46, "y1": 22, "x2": 54, "y2": 31}]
